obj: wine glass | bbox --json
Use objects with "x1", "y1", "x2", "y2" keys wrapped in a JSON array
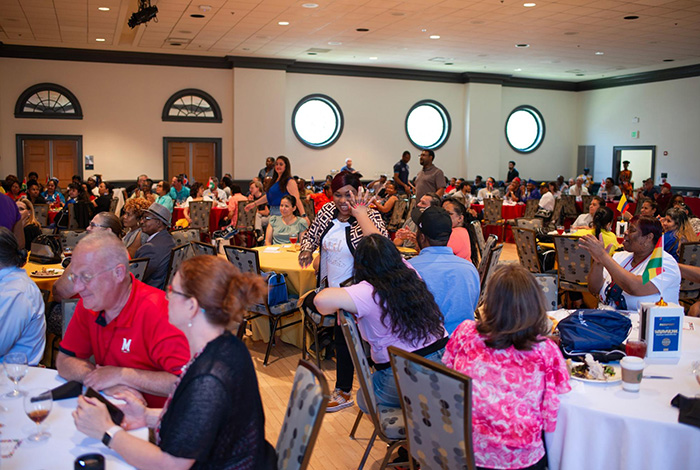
[
  {"x1": 289, "y1": 234, "x2": 298, "y2": 245},
  {"x1": 24, "y1": 388, "x2": 52, "y2": 441},
  {"x1": 4, "y1": 352, "x2": 28, "y2": 398}
]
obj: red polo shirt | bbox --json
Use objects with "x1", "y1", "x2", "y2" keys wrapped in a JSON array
[{"x1": 60, "y1": 274, "x2": 190, "y2": 407}]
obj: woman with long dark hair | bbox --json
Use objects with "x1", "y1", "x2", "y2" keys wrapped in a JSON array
[
  {"x1": 245, "y1": 155, "x2": 305, "y2": 218},
  {"x1": 265, "y1": 194, "x2": 308, "y2": 245},
  {"x1": 298, "y1": 170, "x2": 387, "y2": 412},
  {"x1": 572, "y1": 205, "x2": 619, "y2": 254},
  {"x1": 661, "y1": 207, "x2": 698, "y2": 261},
  {"x1": 442, "y1": 198, "x2": 474, "y2": 262},
  {"x1": 314, "y1": 234, "x2": 446, "y2": 409}
]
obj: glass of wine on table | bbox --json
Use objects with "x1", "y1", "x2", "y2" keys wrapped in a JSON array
[
  {"x1": 24, "y1": 388, "x2": 53, "y2": 441},
  {"x1": 4, "y1": 351, "x2": 28, "y2": 398}
]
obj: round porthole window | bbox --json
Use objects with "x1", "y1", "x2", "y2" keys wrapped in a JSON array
[
  {"x1": 405, "y1": 100, "x2": 451, "y2": 150},
  {"x1": 505, "y1": 105, "x2": 545, "y2": 153},
  {"x1": 292, "y1": 94, "x2": 343, "y2": 149}
]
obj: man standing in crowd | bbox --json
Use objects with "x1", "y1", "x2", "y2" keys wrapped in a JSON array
[
  {"x1": 168, "y1": 174, "x2": 190, "y2": 204},
  {"x1": 56, "y1": 232, "x2": 189, "y2": 407},
  {"x1": 258, "y1": 157, "x2": 275, "y2": 182},
  {"x1": 415, "y1": 149, "x2": 445, "y2": 199},
  {"x1": 506, "y1": 160, "x2": 519, "y2": 184},
  {"x1": 408, "y1": 206, "x2": 480, "y2": 334},
  {"x1": 393, "y1": 150, "x2": 413, "y2": 194},
  {"x1": 135, "y1": 203, "x2": 175, "y2": 290},
  {"x1": 341, "y1": 158, "x2": 356, "y2": 173}
]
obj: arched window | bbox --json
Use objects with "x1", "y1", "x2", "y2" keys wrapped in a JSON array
[
  {"x1": 15, "y1": 83, "x2": 83, "y2": 119},
  {"x1": 505, "y1": 105, "x2": 545, "y2": 153},
  {"x1": 162, "y1": 89, "x2": 222, "y2": 123},
  {"x1": 291, "y1": 94, "x2": 344, "y2": 149},
  {"x1": 405, "y1": 100, "x2": 451, "y2": 150}
]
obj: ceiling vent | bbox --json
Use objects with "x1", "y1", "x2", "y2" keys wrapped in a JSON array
[
  {"x1": 166, "y1": 37, "x2": 191, "y2": 46},
  {"x1": 305, "y1": 47, "x2": 331, "y2": 53}
]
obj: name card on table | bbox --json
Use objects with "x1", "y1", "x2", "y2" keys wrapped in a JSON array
[{"x1": 639, "y1": 301, "x2": 683, "y2": 362}]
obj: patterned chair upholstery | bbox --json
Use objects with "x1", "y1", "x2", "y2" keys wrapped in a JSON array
[
  {"x1": 534, "y1": 273, "x2": 559, "y2": 310},
  {"x1": 109, "y1": 198, "x2": 119, "y2": 214},
  {"x1": 33, "y1": 204, "x2": 49, "y2": 226},
  {"x1": 59, "y1": 230, "x2": 88, "y2": 251},
  {"x1": 482, "y1": 198, "x2": 506, "y2": 240},
  {"x1": 553, "y1": 235, "x2": 591, "y2": 306},
  {"x1": 299, "y1": 287, "x2": 336, "y2": 370},
  {"x1": 339, "y1": 311, "x2": 406, "y2": 470},
  {"x1": 561, "y1": 195, "x2": 578, "y2": 219},
  {"x1": 236, "y1": 200, "x2": 256, "y2": 231},
  {"x1": 512, "y1": 227, "x2": 541, "y2": 273},
  {"x1": 128, "y1": 258, "x2": 150, "y2": 282},
  {"x1": 523, "y1": 198, "x2": 540, "y2": 219},
  {"x1": 191, "y1": 241, "x2": 217, "y2": 257},
  {"x1": 515, "y1": 217, "x2": 543, "y2": 230},
  {"x1": 470, "y1": 220, "x2": 486, "y2": 261},
  {"x1": 165, "y1": 243, "x2": 195, "y2": 287},
  {"x1": 477, "y1": 235, "x2": 497, "y2": 280},
  {"x1": 302, "y1": 199, "x2": 316, "y2": 225},
  {"x1": 224, "y1": 245, "x2": 301, "y2": 366},
  {"x1": 581, "y1": 195, "x2": 593, "y2": 213},
  {"x1": 171, "y1": 228, "x2": 200, "y2": 247},
  {"x1": 61, "y1": 298, "x2": 79, "y2": 338},
  {"x1": 387, "y1": 197, "x2": 409, "y2": 231},
  {"x1": 478, "y1": 241, "x2": 504, "y2": 305},
  {"x1": 546, "y1": 198, "x2": 565, "y2": 230},
  {"x1": 680, "y1": 242, "x2": 700, "y2": 302},
  {"x1": 189, "y1": 200, "x2": 212, "y2": 231},
  {"x1": 276, "y1": 360, "x2": 330, "y2": 470},
  {"x1": 388, "y1": 346, "x2": 476, "y2": 470}
]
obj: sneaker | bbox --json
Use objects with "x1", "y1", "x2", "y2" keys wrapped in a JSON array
[{"x1": 326, "y1": 389, "x2": 354, "y2": 412}]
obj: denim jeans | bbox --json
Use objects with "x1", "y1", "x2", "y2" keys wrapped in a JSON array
[{"x1": 357, "y1": 347, "x2": 445, "y2": 413}]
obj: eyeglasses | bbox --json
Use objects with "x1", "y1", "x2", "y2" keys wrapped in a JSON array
[
  {"x1": 142, "y1": 216, "x2": 156, "y2": 221},
  {"x1": 167, "y1": 284, "x2": 192, "y2": 299},
  {"x1": 88, "y1": 221, "x2": 110, "y2": 229},
  {"x1": 68, "y1": 266, "x2": 115, "y2": 285}
]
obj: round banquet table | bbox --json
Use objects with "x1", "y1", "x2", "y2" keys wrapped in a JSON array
[
  {"x1": 23, "y1": 258, "x2": 65, "y2": 294},
  {"x1": 247, "y1": 245, "x2": 318, "y2": 348},
  {"x1": 172, "y1": 206, "x2": 228, "y2": 232},
  {"x1": 470, "y1": 202, "x2": 526, "y2": 243},
  {"x1": 575, "y1": 200, "x2": 637, "y2": 220},
  {"x1": 0, "y1": 367, "x2": 146, "y2": 469},
  {"x1": 545, "y1": 311, "x2": 700, "y2": 470}
]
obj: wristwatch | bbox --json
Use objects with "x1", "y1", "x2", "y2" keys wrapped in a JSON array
[
  {"x1": 102, "y1": 425, "x2": 123, "y2": 448},
  {"x1": 300, "y1": 213, "x2": 307, "y2": 217}
]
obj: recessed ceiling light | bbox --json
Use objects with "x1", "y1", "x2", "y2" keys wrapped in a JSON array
[
  {"x1": 523, "y1": 3, "x2": 536, "y2": 7},
  {"x1": 356, "y1": 28, "x2": 369, "y2": 32},
  {"x1": 576, "y1": 73, "x2": 585, "y2": 76},
  {"x1": 369, "y1": 57, "x2": 378, "y2": 60},
  {"x1": 97, "y1": 7, "x2": 110, "y2": 12},
  {"x1": 302, "y1": 3, "x2": 318, "y2": 8},
  {"x1": 514, "y1": 68, "x2": 522, "y2": 71},
  {"x1": 190, "y1": 14, "x2": 205, "y2": 18},
  {"x1": 623, "y1": 15, "x2": 639, "y2": 20},
  {"x1": 663, "y1": 59, "x2": 675, "y2": 62},
  {"x1": 328, "y1": 41, "x2": 342, "y2": 46},
  {"x1": 96, "y1": 38, "x2": 106, "y2": 42},
  {"x1": 564, "y1": 31, "x2": 578, "y2": 36},
  {"x1": 308, "y1": 52, "x2": 317, "y2": 55},
  {"x1": 595, "y1": 51, "x2": 604, "y2": 55},
  {"x1": 278, "y1": 21, "x2": 289, "y2": 25},
  {"x1": 445, "y1": 62, "x2": 453, "y2": 66},
  {"x1": 421, "y1": 28, "x2": 427, "y2": 32},
  {"x1": 515, "y1": 43, "x2": 529, "y2": 48},
  {"x1": 242, "y1": 48, "x2": 250, "y2": 51},
  {"x1": 429, "y1": 35, "x2": 440, "y2": 39}
]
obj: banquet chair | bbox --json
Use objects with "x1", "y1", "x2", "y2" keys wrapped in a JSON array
[
  {"x1": 553, "y1": 235, "x2": 591, "y2": 307},
  {"x1": 275, "y1": 360, "x2": 330, "y2": 470},
  {"x1": 546, "y1": 198, "x2": 565, "y2": 230},
  {"x1": 478, "y1": 241, "x2": 504, "y2": 305},
  {"x1": 477, "y1": 235, "x2": 498, "y2": 280},
  {"x1": 679, "y1": 242, "x2": 700, "y2": 305},
  {"x1": 482, "y1": 198, "x2": 506, "y2": 240},
  {"x1": 33, "y1": 203, "x2": 49, "y2": 226},
  {"x1": 191, "y1": 241, "x2": 217, "y2": 257},
  {"x1": 171, "y1": 228, "x2": 200, "y2": 247},
  {"x1": 523, "y1": 198, "x2": 540, "y2": 219},
  {"x1": 515, "y1": 217, "x2": 543, "y2": 230},
  {"x1": 128, "y1": 258, "x2": 150, "y2": 282},
  {"x1": 299, "y1": 288, "x2": 336, "y2": 370},
  {"x1": 534, "y1": 273, "x2": 559, "y2": 310},
  {"x1": 59, "y1": 230, "x2": 87, "y2": 251},
  {"x1": 387, "y1": 197, "x2": 409, "y2": 231},
  {"x1": 61, "y1": 298, "x2": 79, "y2": 338},
  {"x1": 388, "y1": 346, "x2": 476, "y2": 470},
  {"x1": 165, "y1": 243, "x2": 195, "y2": 288},
  {"x1": 561, "y1": 195, "x2": 578, "y2": 220},
  {"x1": 406, "y1": 195, "x2": 417, "y2": 217},
  {"x1": 189, "y1": 200, "x2": 212, "y2": 232},
  {"x1": 339, "y1": 311, "x2": 406, "y2": 470},
  {"x1": 236, "y1": 200, "x2": 256, "y2": 231},
  {"x1": 109, "y1": 198, "x2": 119, "y2": 214},
  {"x1": 302, "y1": 199, "x2": 316, "y2": 224},
  {"x1": 512, "y1": 227, "x2": 542, "y2": 273},
  {"x1": 471, "y1": 220, "x2": 486, "y2": 261},
  {"x1": 223, "y1": 245, "x2": 301, "y2": 366},
  {"x1": 581, "y1": 195, "x2": 593, "y2": 213}
]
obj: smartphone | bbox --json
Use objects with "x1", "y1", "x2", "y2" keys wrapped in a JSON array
[{"x1": 84, "y1": 387, "x2": 124, "y2": 425}]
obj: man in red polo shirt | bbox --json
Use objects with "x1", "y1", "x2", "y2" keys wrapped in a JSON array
[{"x1": 57, "y1": 232, "x2": 189, "y2": 407}]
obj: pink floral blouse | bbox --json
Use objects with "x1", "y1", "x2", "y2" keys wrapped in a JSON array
[{"x1": 442, "y1": 321, "x2": 571, "y2": 469}]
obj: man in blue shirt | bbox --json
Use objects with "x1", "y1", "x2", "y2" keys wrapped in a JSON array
[
  {"x1": 408, "y1": 206, "x2": 480, "y2": 335},
  {"x1": 393, "y1": 150, "x2": 412, "y2": 194},
  {"x1": 168, "y1": 175, "x2": 190, "y2": 204}
]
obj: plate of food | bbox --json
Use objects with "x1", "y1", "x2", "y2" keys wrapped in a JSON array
[
  {"x1": 30, "y1": 267, "x2": 64, "y2": 278},
  {"x1": 567, "y1": 354, "x2": 621, "y2": 383}
]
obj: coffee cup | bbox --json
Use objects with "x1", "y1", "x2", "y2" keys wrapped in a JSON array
[{"x1": 620, "y1": 356, "x2": 645, "y2": 392}]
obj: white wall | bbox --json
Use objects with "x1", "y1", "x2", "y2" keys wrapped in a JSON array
[
  {"x1": 0, "y1": 58, "x2": 233, "y2": 180},
  {"x1": 579, "y1": 76, "x2": 700, "y2": 187}
]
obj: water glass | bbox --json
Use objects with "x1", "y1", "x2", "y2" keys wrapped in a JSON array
[{"x1": 4, "y1": 352, "x2": 28, "y2": 398}]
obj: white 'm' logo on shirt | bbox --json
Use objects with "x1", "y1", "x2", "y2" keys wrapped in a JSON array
[{"x1": 121, "y1": 338, "x2": 132, "y2": 353}]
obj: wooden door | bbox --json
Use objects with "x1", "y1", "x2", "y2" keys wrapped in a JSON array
[
  {"x1": 22, "y1": 138, "x2": 78, "y2": 183},
  {"x1": 166, "y1": 141, "x2": 216, "y2": 184},
  {"x1": 52, "y1": 140, "x2": 78, "y2": 183},
  {"x1": 23, "y1": 140, "x2": 50, "y2": 181}
]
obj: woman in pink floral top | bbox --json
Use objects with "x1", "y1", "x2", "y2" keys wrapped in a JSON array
[{"x1": 442, "y1": 264, "x2": 571, "y2": 470}]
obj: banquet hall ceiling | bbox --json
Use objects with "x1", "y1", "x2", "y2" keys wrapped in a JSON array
[{"x1": 1, "y1": 0, "x2": 699, "y2": 81}]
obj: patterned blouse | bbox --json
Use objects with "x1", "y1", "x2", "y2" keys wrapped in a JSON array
[{"x1": 442, "y1": 321, "x2": 571, "y2": 469}]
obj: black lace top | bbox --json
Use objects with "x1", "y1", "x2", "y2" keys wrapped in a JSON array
[{"x1": 158, "y1": 332, "x2": 276, "y2": 469}]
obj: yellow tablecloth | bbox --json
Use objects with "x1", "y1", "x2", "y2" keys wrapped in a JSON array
[
  {"x1": 23, "y1": 259, "x2": 64, "y2": 294},
  {"x1": 248, "y1": 245, "x2": 317, "y2": 347}
]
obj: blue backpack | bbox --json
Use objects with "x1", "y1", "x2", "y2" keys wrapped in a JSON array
[{"x1": 556, "y1": 309, "x2": 632, "y2": 362}]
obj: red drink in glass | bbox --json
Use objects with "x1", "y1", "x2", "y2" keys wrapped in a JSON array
[
  {"x1": 289, "y1": 235, "x2": 298, "y2": 244},
  {"x1": 625, "y1": 340, "x2": 647, "y2": 358}
]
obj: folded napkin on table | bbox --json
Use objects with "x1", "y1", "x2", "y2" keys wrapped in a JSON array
[{"x1": 671, "y1": 394, "x2": 700, "y2": 429}]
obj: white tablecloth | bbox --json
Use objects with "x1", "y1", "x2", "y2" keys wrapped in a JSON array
[
  {"x1": 545, "y1": 311, "x2": 700, "y2": 470},
  {"x1": 1, "y1": 367, "x2": 146, "y2": 469}
]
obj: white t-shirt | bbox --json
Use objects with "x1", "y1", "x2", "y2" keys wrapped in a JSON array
[
  {"x1": 572, "y1": 213, "x2": 592, "y2": 228},
  {"x1": 539, "y1": 191, "x2": 556, "y2": 212},
  {"x1": 599, "y1": 250, "x2": 681, "y2": 311},
  {"x1": 183, "y1": 195, "x2": 213, "y2": 208},
  {"x1": 321, "y1": 220, "x2": 353, "y2": 287}
]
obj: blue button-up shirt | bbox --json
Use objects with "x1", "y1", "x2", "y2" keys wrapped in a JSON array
[{"x1": 409, "y1": 246, "x2": 480, "y2": 335}]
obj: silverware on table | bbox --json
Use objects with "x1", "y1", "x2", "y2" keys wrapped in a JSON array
[{"x1": 642, "y1": 375, "x2": 673, "y2": 380}]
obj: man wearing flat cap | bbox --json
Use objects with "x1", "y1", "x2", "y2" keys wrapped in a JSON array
[
  {"x1": 135, "y1": 202, "x2": 175, "y2": 290},
  {"x1": 408, "y1": 206, "x2": 480, "y2": 335}
]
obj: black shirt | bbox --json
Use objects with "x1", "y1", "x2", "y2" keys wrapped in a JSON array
[
  {"x1": 158, "y1": 332, "x2": 276, "y2": 469},
  {"x1": 507, "y1": 168, "x2": 519, "y2": 183}
]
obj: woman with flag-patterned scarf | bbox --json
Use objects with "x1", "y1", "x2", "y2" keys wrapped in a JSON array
[{"x1": 579, "y1": 215, "x2": 681, "y2": 311}]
